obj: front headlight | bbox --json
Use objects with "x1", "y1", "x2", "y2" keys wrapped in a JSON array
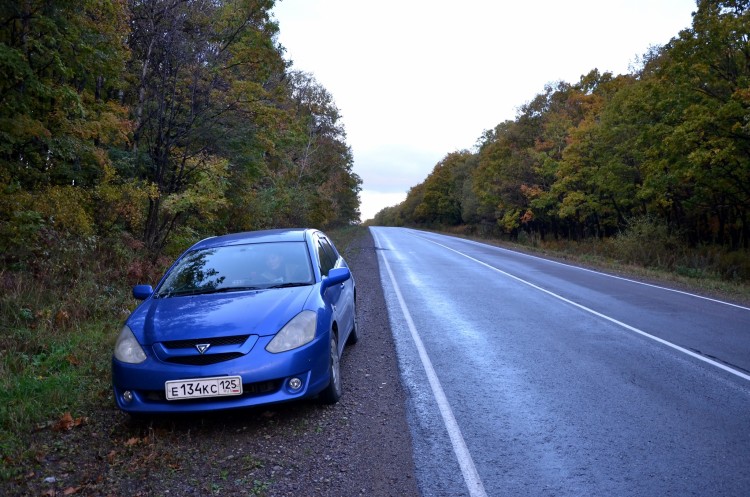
[
  {"x1": 114, "y1": 325, "x2": 147, "y2": 364},
  {"x1": 266, "y1": 310, "x2": 317, "y2": 353}
]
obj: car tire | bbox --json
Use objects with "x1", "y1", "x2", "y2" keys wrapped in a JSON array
[
  {"x1": 346, "y1": 303, "x2": 359, "y2": 346},
  {"x1": 319, "y1": 333, "x2": 342, "y2": 404}
]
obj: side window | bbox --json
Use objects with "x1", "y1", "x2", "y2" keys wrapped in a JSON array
[
  {"x1": 320, "y1": 237, "x2": 339, "y2": 267},
  {"x1": 316, "y1": 236, "x2": 336, "y2": 276}
]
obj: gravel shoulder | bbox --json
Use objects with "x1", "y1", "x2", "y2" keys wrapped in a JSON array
[{"x1": 4, "y1": 229, "x2": 420, "y2": 496}]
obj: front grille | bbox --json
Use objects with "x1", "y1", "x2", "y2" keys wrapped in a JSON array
[
  {"x1": 162, "y1": 335, "x2": 250, "y2": 349},
  {"x1": 166, "y1": 352, "x2": 244, "y2": 366}
]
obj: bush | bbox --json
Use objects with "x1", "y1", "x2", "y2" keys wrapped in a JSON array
[
  {"x1": 610, "y1": 216, "x2": 684, "y2": 269},
  {"x1": 717, "y1": 250, "x2": 750, "y2": 281}
]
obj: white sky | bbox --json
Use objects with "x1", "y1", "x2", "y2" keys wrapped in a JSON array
[{"x1": 271, "y1": 0, "x2": 697, "y2": 221}]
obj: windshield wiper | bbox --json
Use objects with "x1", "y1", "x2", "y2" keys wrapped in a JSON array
[
  {"x1": 266, "y1": 282, "x2": 311, "y2": 289},
  {"x1": 158, "y1": 286, "x2": 262, "y2": 297},
  {"x1": 203, "y1": 286, "x2": 264, "y2": 294}
]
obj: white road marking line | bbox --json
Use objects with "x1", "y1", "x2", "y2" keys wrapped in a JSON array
[
  {"x1": 414, "y1": 230, "x2": 750, "y2": 311},
  {"x1": 373, "y1": 230, "x2": 488, "y2": 497},
  {"x1": 424, "y1": 236, "x2": 750, "y2": 383}
]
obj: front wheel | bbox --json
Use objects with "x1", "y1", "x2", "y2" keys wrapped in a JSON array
[{"x1": 319, "y1": 334, "x2": 342, "y2": 404}]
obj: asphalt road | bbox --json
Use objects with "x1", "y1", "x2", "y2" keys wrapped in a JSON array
[{"x1": 371, "y1": 227, "x2": 750, "y2": 497}]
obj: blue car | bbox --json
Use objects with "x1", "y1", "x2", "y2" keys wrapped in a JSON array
[{"x1": 112, "y1": 228, "x2": 357, "y2": 414}]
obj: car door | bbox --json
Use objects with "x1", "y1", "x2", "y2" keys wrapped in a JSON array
[
  {"x1": 322, "y1": 235, "x2": 355, "y2": 334},
  {"x1": 314, "y1": 234, "x2": 353, "y2": 346}
]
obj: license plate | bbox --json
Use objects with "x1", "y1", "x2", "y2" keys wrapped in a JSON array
[{"x1": 165, "y1": 376, "x2": 242, "y2": 401}]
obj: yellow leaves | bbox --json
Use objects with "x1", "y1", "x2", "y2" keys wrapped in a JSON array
[
  {"x1": 498, "y1": 209, "x2": 522, "y2": 233},
  {"x1": 95, "y1": 178, "x2": 153, "y2": 234},
  {"x1": 71, "y1": 94, "x2": 133, "y2": 147},
  {"x1": 36, "y1": 186, "x2": 95, "y2": 237},
  {"x1": 161, "y1": 154, "x2": 229, "y2": 220},
  {"x1": 558, "y1": 191, "x2": 588, "y2": 220},
  {"x1": 0, "y1": 114, "x2": 51, "y2": 141}
]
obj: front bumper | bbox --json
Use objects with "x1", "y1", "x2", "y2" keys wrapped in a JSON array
[{"x1": 112, "y1": 333, "x2": 331, "y2": 413}]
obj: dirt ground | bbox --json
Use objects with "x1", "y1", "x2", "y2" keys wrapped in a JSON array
[{"x1": 3, "y1": 229, "x2": 421, "y2": 497}]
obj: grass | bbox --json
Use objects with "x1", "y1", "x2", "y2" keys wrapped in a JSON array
[
  {"x1": 0, "y1": 237, "x2": 143, "y2": 472},
  {"x1": 327, "y1": 224, "x2": 368, "y2": 256},
  {"x1": 0, "y1": 315, "x2": 124, "y2": 469}
]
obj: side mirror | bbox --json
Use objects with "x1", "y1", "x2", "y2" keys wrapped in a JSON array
[
  {"x1": 132, "y1": 285, "x2": 154, "y2": 300},
  {"x1": 321, "y1": 267, "x2": 350, "y2": 291}
]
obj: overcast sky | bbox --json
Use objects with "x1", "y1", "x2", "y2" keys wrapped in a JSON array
[{"x1": 271, "y1": 0, "x2": 697, "y2": 221}]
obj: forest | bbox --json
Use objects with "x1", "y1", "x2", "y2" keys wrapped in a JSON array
[
  {"x1": 372, "y1": 0, "x2": 750, "y2": 281},
  {"x1": 1, "y1": 0, "x2": 361, "y2": 268}
]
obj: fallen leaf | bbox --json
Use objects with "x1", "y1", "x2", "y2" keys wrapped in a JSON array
[
  {"x1": 55, "y1": 309, "x2": 70, "y2": 327},
  {"x1": 54, "y1": 412, "x2": 74, "y2": 431},
  {"x1": 63, "y1": 486, "x2": 81, "y2": 495},
  {"x1": 53, "y1": 412, "x2": 87, "y2": 431},
  {"x1": 124, "y1": 437, "x2": 141, "y2": 447}
]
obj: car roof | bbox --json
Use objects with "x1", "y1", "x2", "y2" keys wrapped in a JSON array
[{"x1": 191, "y1": 228, "x2": 313, "y2": 250}]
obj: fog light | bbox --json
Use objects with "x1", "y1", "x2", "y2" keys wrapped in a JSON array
[
  {"x1": 288, "y1": 377, "x2": 303, "y2": 391},
  {"x1": 122, "y1": 390, "x2": 133, "y2": 403}
]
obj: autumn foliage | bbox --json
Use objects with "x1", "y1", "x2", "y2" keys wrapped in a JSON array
[{"x1": 1, "y1": 0, "x2": 361, "y2": 273}]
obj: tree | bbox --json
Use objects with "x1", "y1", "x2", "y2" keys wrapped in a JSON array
[
  {"x1": 656, "y1": 0, "x2": 750, "y2": 247},
  {"x1": 126, "y1": 0, "x2": 285, "y2": 251},
  {"x1": 413, "y1": 151, "x2": 473, "y2": 225},
  {"x1": 0, "y1": 0, "x2": 131, "y2": 266},
  {"x1": 0, "y1": 0, "x2": 130, "y2": 190}
]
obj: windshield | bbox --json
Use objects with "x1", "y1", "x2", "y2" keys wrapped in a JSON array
[{"x1": 155, "y1": 241, "x2": 314, "y2": 297}]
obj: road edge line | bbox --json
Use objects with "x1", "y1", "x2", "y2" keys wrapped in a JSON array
[{"x1": 372, "y1": 229, "x2": 489, "y2": 497}]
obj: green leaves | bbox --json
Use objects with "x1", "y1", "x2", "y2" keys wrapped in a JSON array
[{"x1": 1, "y1": 0, "x2": 363, "y2": 275}]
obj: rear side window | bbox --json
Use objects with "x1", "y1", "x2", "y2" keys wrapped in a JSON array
[{"x1": 315, "y1": 236, "x2": 337, "y2": 276}]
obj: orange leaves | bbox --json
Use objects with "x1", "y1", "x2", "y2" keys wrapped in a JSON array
[
  {"x1": 55, "y1": 310, "x2": 70, "y2": 328},
  {"x1": 124, "y1": 436, "x2": 142, "y2": 447},
  {"x1": 53, "y1": 412, "x2": 88, "y2": 432},
  {"x1": 35, "y1": 412, "x2": 87, "y2": 432}
]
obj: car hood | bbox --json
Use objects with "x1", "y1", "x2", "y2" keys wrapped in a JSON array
[{"x1": 126, "y1": 286, "x2": 315, "y2": 344}]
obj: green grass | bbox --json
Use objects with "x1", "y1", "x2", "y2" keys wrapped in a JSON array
[
  {"x1": 0, "y1": 317, "x2": 121, "y2": 460},
  {"x1": 326, "y1": 224, "x2": 368, "y2": 256},
  {"x1": 0, "y1": 253, "x2": 135, "y2": 473}
]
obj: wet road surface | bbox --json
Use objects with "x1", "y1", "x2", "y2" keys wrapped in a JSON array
[{"x1": 372, "y1": 227, "x2": 750, "y2": 497}]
